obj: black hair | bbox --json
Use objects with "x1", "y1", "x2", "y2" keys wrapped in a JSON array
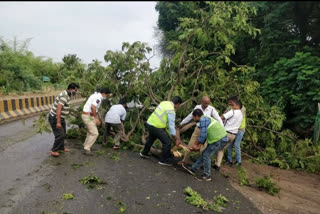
[
  {"x1": 192, "y1": 109, "x2": 204, "y2": 117},
  {"x1": 233, "y1": 100, "x2": 242, "y2": 109},
  {"x1": 118, "y1": 98, "x2": 126, "y2": 105},
  {"x1": 234, "y1": 99, "x2": 242, "y2": 108},
  {"x1": 172, "y1": 96, "x2": 183, "y2": 104},
  {"x1": 67, "y1": 83, "x2": 79, "y2": 90},
  {"x1": 100, "y1": 87, "x2": 111, "y2": 94},
  {"x1": 228, "y1": 96, "x2": 238, "y2": 102}
]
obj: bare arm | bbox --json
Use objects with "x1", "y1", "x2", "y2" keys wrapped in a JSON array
[
  {"x1": 56, "y1": 103, "x2": 63, "y2": 129},
  {"x1": 211, "y1": 108, "x2": 224, "y2": 126},
  {"x1": 91, "y1": 104, "x2": 97, "y2": 118}
]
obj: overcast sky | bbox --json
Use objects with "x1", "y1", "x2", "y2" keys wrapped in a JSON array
[{"x1": 0, "y1": 1, "x2": 162, "y2": 68}]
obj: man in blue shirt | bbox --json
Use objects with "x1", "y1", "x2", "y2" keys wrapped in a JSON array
[{"x1": 182, "y1": 109, "x2": 228, "y2": 181}]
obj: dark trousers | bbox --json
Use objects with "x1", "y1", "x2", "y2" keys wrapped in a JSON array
[
  {"x1": 48, "y1": 114, "x2": 66, "y2": 152},
  {"x1": 142, "y1": 124, "x2": 172, "y2": 162},
  {"x1": 104, "y1": 123, "x2": 123, "y2": 146}
]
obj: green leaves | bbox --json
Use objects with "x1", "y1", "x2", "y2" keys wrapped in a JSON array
[
  {"x1": 254, "y1": 175, "x2": 280, "y2": 196},
  {"x1": 236, "y1": 166, "x2": 250, "y2": 186},
  {"x1": 261, "y1": 52, "x2": 320, "y2": 132},
  {"x1": 184, "y1": 187, "x2": 229, "y2": 212},
  {"x1": 184, "y1": 186, "x2": 207, "y2": 208},
  {"x1": 79, "y1": 175, "x2": 107, "y2": 189},
  {"x1": 62, "y1": 193, "x2": 75, "y2": 200}
]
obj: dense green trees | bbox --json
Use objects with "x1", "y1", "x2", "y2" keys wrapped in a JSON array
[
  {"x1": 0, "y1": 37, "x2": 86, "y2": 94},
  {"x1": 152, "y1": 1, "x2": 320, "y2": 172},
  {"x1": 155, "y1": 1, "x2": 320, "y2": 138},
  {"x1": 236, "y1": 2, "x2": 320, "y2": 137}
]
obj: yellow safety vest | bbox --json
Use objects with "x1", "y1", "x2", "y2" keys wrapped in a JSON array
[
  {"x1": 147, "y1": 101, "x2": 175, "y2": 128},
  {"x1": 239, "y1": 106, "x2": 246, "y2": 130},
  {"x1": 202, "y1": 116, "x2": 227, "y2": 144}
]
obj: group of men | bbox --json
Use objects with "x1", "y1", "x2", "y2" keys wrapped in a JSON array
[
  {"x1": 48, "y1": 83, "x2": 246, "y2": 182},
  {"x1": 48, "y1": 84, "x2": 126, "y2": 157},
  {"x1": 139, "y1": 95, "x2": 246, "y2": 181}
]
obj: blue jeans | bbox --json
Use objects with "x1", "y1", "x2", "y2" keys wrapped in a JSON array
[
  {"x1": 227, "y1": 129, "x2": 245, "y2": 163},
  {"x1": 191, "y1": 136, "x2": 228, "y2": 177}
]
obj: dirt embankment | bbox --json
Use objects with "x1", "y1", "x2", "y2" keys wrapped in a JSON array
[{"x1": 221, "y1": 160, "x2": 320, "y2": 214}]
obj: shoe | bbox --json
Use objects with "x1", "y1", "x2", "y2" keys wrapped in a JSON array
[
  {"x1": 64, "y1": 148, "x2": 70, "y2": 152},
  {"x1": 195, "y1": 174, "x2": 212, "y2": 182},
  {"x1": 113, "y1": 145, "x2": 119, "y2": 150},
  {"x1": 158, "y1": 160, "x2": 173, "y2": 166},
  {"x1": 83, "y1": 149, "x2": 93, "y2": 156},
  {"x1": 234, "y1": 161, "x2": 242, "y2": 166},
  {"x1": 212, "y1": 164, "x2": 220, "y2": 172},
  {"x1": 51, "y1": 151, "x2": 59, "y2": 157},
  {"x1": 226, "y1": 161, "x2": 233, "y2": 166},
  {"x1": 139, "y1": 152, "x2": 150, "y2": 159},
  {"x1": 182, "y1": 164, "x2": 196, "y2": 176}
]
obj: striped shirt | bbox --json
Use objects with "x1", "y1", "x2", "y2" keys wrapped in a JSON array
[{"x1": 49, "y1": 90, "x2": 71, "y2": 118}]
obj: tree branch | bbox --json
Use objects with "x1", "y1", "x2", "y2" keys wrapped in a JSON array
[
  {"x1": 127, "y1": 106, "x2": 147, "y2": 138},
  {"x1": 167, "y1": 29, "x2": 196, "y2": 100}
]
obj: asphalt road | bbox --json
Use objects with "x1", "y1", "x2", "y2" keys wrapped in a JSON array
[{"x1": 0, "y1": 116, "x2": 262, "y2": 214}]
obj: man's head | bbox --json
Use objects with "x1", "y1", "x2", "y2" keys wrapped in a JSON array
[
  {"x1": 228, "y1": 96, "x2": 238, "y2": 106},
  {"x1": 172, "y1": 96, "x2": 183, "y2": 111},
  {"x1": 100, "y1": 88, "x2": 112, "y2": 99},
  {"x1": 67, "y1": 83, "x2": 79, "y2": 96},
  {"x1": 118, "y1": 98, "x2": 127, "y2": 108},
  {"x1": 201, "y1": 96, "x2": 211, "y2": 110},
  {"x1": 228, "y1": 96, "x2": 241, "y2": 109},
  {"x1": 192, "y1": 109, "x2": 204, "y2": 122}
]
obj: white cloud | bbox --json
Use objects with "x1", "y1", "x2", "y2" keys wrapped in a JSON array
[{"x1": 0, "y1": 1, "x2": 162, "y2": 68}]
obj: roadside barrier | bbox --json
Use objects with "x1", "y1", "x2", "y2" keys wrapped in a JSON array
[{"x1": 0, "y1": 93, "x2": 84, "y2": 124}]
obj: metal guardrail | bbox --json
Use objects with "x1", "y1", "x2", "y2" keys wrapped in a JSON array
[{"x1": 0, "y1": 92, "x2": 84, "y2": 124}]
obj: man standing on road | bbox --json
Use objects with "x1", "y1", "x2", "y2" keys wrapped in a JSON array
[
  {"x1": 177, "y1": 96, "x2": 223, "y2": 165},
  {"x1": 82, "y1": 88, "x2": 112, "y2": 155},
  {"x1": 182, "y1": 109, "x2": 228, "y2": 181},
  {"x1": 104, "y1": 98, "x2": 127, "y2": 150},
  {"x1": 48, "y1": 83, "x2": 79, "y2": 157},
  {"x1": 140, "y1": 96, "x2": 183, "y2": 166},
  {"x1": 213, "y1": 96, "x2": 243, "y2": 171}
]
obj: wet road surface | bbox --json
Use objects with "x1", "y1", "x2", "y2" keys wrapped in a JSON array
[{"x1": 0, "y1": 117, "x2": 262, "y2": 214}]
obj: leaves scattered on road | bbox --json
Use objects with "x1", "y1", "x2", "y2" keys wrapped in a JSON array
[
  {"x1": 62, "y1": 193, "x2": 75, "y2": 200},
  {"x1": 184, "y1": 186, "x2": 229, "y2": 213},
  {"x1": 79, "y1": 175, "x2": 107, "y2": 189}
]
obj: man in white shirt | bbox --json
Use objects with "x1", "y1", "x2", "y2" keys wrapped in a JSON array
[
  {"x1": 214, "y1": 96, "x2": 243, "y2": 171},
  {"x1": 177, "y1": 96, "x2": 223, "y2": 165},
  {"x1": 104, "y1": 99, "x2": 127, "y2": 150},
  {"x1": 82, "y1": 88, "x2": 112, "y2": 155}
]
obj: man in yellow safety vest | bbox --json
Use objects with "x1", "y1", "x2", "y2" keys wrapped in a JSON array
[{"x1": 140, "y1": 96, "x2": 183, "y2": 166}]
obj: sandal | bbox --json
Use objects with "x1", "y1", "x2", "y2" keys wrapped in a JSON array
[
  {"x1": 113, "y1": 145, "x2": 119, "y2": 150},
  {"x1": 177, "y1": 161, "x2": 186, "y2": 165}
]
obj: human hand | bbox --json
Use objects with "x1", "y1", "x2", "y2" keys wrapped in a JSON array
[
  {"x1": 95, "y1": 118, "x2": 101, "y2": 126},
  {"x1": 189, "y1": 142, "x2": 200, "y2": 151},
  {"x1": 175, "y1": 139, "x2": 181, "y2": 147},
  {"x1": 56, "y1": 122, "x2": 62, "y2": 129}
]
